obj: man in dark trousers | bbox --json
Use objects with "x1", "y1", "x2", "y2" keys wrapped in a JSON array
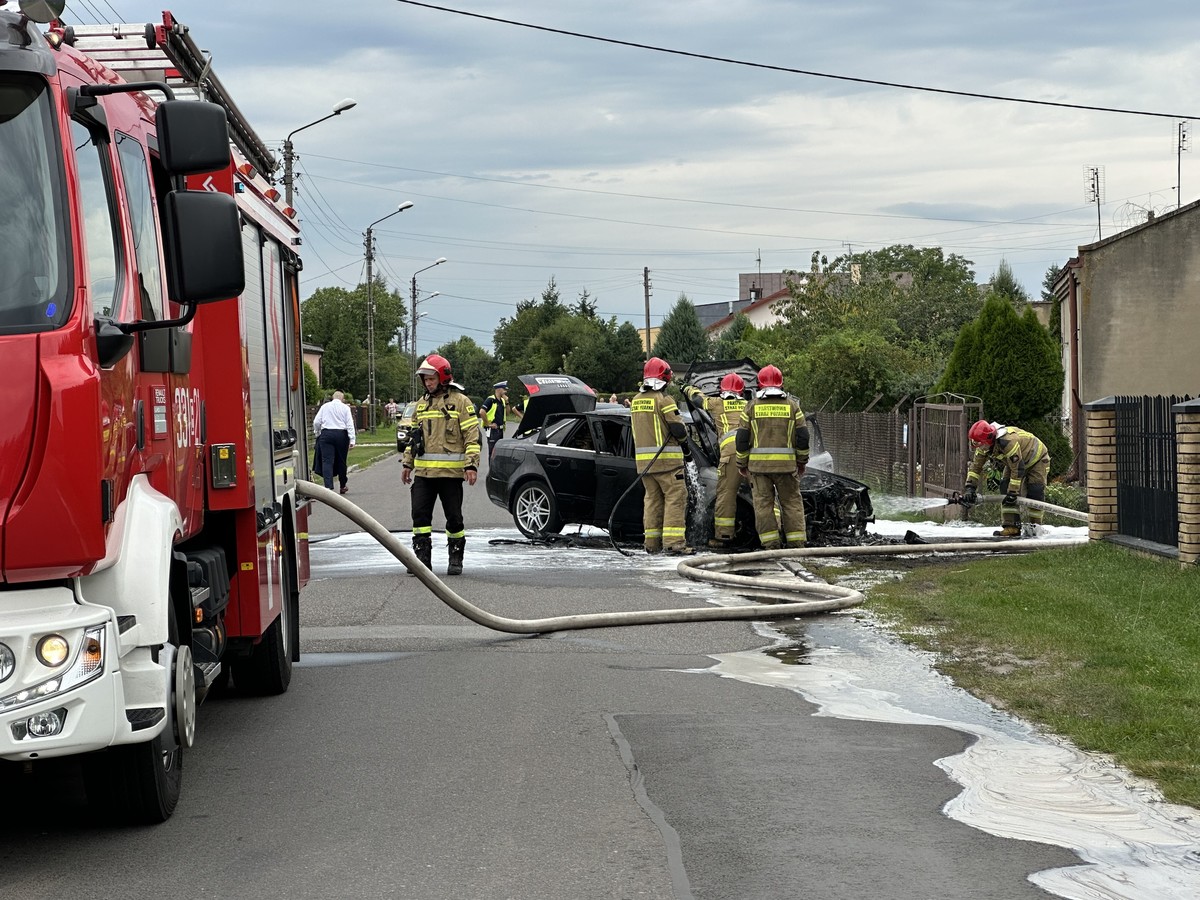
[
  {"x1": 312, "y1": 390, "x2": 356, "y2": 494},
  {"x1": 401, "y1": 355, "x2": 481, "y2": 576},
  {"x1": 478, "y1": 381, "x2": 509, "y2": 459}
]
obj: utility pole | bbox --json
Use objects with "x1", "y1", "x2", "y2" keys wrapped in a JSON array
[
  {"x1": 1085, "y1": 166, "x2": 1105, "y2": 240},
  {"x1": 364, "y1": 226, "x2": 376, "y2": 432},
  {"x1": 1177, "y1": 120, "x2": 1190, "y2": 209},
  {"x1": 643, "y1": 266, "x2": 652, "y2": 359}
]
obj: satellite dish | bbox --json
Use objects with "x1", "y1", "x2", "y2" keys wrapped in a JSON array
[{"x1": 19, "y1": 0, "x2": 66, "y2": 23}]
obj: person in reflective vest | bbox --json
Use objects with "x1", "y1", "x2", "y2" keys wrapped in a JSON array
[
  {"x1": 401, "y1": 354, "x2": 481, "y2": 575},
  {"x1": 478, "y1": 381, "x2": 509, "y2": 459},
  {"x1": 685, "y1": 372, "x2": 747, "y2": 547},
  {"x1": 735, "y1": 365, "x2": 809, "y2": 550},
  {"x1": 963, "y1": 420, "x2": 1050, "y2": 537},
  {"x1": 630, "y1": 357, "x2": 692, "y2": 555}
]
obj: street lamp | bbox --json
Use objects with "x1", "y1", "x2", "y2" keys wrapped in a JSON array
[
  {"x1": 410, "y1": 258, "x2": 447, "y2": 399},
  {"x1": 281, "y1": 98, "x2": 356, "y2": 207},
  {"x1": 364, "y1": 201, "x2": 415, "y2": 431}
]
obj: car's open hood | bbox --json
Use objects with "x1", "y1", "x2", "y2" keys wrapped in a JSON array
[{"x1": 515, "y1": 374, "x2": 596, "y2": 435}]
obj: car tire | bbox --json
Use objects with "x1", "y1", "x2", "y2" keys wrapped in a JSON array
[{"x1": 512, "y1": 480, "x2": 563, "y2": 539}]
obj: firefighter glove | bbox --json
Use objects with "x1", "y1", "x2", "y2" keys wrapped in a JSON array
[
  {"x1": 1004, "y1": 490, "x2": 1018, "y2": 505},
  {"x1": 963, "y1": 485, "x2": 977, "y2": 505}
]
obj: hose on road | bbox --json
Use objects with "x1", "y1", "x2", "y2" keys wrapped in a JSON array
[{"x1": 298, "y1": 481, "x2": 1086, "y2": 635}]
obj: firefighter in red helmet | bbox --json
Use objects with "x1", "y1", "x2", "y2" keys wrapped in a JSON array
[
  {"x1": 401, "y1": 354, "x2": 481, "y2": 575},
  {"x1": 630, "y1": 357, "x2": 692, "y2": 554},
  {"x1": 963, "y1": 419, "x2": 1050, "y2": 537},
  {"x1": 684, "y1": 372, "x2": 747, "y2": 547},
  {"x1": 735, "y1": 365, "x2": 809, "y2": 550}
]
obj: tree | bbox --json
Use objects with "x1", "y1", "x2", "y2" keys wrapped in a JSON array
[
  {"x1": 712, "y1": 313, "x2": 755, "y2": 360},
  {"x1": 566, "y1": 318, "x2": 646, "y2": 392},
  {"x1": 301, "y1": 278, "x2": 407, "y2": 399},
  {"x1": 936, "y1": 295, "x2": 1063, "y2": 426},
  {"x1": 987, "y1": 259, "x2": 1031, "y2": 306},
  {"x1": 573, "y1": 288, "x2": 597, "y2": 319},
  {"x1": 651, "y1": 294, "x2": 711, "y2": 366},
  {"x1": 493, "y1": 277, "x2": 569, "y2": 387},
  {"x1": 434, "y1": 336, "x2": 498, "y2": 400},
  {"x1": 1042, "y1": 263, "x2": 1064, "y2": 346},
  {"x1": 303, "y1": 361, "x2": 322, "y2": 408}
]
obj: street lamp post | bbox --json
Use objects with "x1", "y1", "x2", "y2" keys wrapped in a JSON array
[
  {"x1": 364, "y1": 201, "x2": 414, "y2": 432},
  {"x1": 281, "y1": 98, "x2": 356, "y2": 207},
  {"x1": 410, "y1": 258, "x2": 447, "y2": 399}
]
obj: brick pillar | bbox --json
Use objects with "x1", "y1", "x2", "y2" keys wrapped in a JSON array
[
  {"x1": 1083, "y1": 398, "x2": 1117, "y2": 542},
  {"x1": 1175, "y1": 399, "x2": 1200, "y2": 566}
]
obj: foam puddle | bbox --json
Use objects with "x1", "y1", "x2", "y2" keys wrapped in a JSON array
[
  {"x1": 701, "y1": 611, "x2": 1200, "y2": 899},
  {"x1": 313, "y1": 520, "x2": 1200, "y2": 895}
]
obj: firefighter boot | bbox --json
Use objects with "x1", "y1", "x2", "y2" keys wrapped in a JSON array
[
  {"x1": 447, "y1": 537, "x2": 466, "y2": 576},
  {"x1": 994, "y1": 515, "x2": 1022, "y2": 539},
  {"x1": 410, "y1": 534, "x2": 432, "y2": 575}
]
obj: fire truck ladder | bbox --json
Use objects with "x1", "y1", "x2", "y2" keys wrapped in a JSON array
[{"x1": 66, "y1": 12, "x2": 277, "y2": 179}]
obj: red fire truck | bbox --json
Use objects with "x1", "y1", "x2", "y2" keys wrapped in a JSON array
[{"x1": 0, "y1": 5, "x2": 311, "y2": 822}]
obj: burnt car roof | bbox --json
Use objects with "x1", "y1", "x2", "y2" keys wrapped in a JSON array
[
  {"x1": 515, "y1": 374, "x2": 596, "y2": 435},
  {"x1": 683, "y1": 358, "x2": 760, "y2": 395}
]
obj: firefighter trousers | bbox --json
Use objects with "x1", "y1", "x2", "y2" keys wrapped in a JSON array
[
  {"x1": 411, "y1": 476, "x2": 466, "y2": 541},
  {"x1": 643, "y1": 468, "x2": 688, "y2": 552},
  {"x1": 1001, "y1": 456, "x2": 1050, "y2": 528},
  {"x1": 713, "y1": 458, "x2": 740, "y2": 541},
  {"x1": 750, "y1": 471, "x2": 806, "y2": 549}
]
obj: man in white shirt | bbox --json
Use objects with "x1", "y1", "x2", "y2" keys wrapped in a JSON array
[{"x1": 313, "y1": 390, "x2": 357, "y2": 493}]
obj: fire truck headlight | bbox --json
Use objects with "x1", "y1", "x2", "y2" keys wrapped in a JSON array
[
  {"x1": 36, "y1": 635, "x2": 70, "y2": 668},
  {"x1": 0, "y1": 643, "x2": 14, "y2": 683}
]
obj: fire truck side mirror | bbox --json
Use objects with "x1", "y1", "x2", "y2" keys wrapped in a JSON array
[
  {"x1": 156, "y1": 100, "x2": 231, "y2": 176},
  {"x1": 161, "y1": 191, "x2": 246, "y2": 305}
]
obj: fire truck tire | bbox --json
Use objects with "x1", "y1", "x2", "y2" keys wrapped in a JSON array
[
  {"x1": 232, "y1": 551, "x2": 295, "y2": 695},
  {"x1": 83, "y1": 607, "x2": 184, "y2": 824}
]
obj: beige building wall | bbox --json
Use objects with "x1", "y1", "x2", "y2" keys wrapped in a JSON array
[{"x1": 1076, "y1": 204, "x2": 1200, "y2": 401}]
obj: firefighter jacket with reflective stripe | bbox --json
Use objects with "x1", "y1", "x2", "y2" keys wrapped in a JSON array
[
  {"x1": 402, "y1": 387, "x2": 481, "y2": 478},
  {"x1": 966, "y1": 426, "x2": 1048, "y2": 495},
  {"x1": 735, "y1": 392, "x2": 809, "y2": 473},
  {"x1": 685, "y1": 387, "x2": 746, "y2": 459},
  {"x1": 630, "y1": 388, "x2": 687, "y2": 474}
]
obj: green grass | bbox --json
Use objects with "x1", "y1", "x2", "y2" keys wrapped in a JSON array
[
  {"x1": 348, "y1": 444, "x2": 396, "y2": 469},
  {"x1": 864, "y1": 541, "x2": 1200, "y2": 807}
]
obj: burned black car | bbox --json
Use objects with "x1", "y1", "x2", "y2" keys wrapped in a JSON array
[{"x1": 485, "y1": 371, "x2": 873, "y2": 547}]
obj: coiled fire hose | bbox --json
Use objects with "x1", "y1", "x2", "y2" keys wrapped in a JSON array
[{"x1": 298, "y1": 482, "x2": 1085, "y2": 635}]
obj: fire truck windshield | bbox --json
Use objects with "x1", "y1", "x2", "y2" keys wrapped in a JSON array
[{"x1": 0, "y1": 73, "x2": 69, "y2": 333}]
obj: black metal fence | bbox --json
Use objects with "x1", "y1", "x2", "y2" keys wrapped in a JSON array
[{"x1": 1114, "y1": 394, "x2": 1188, "y2": 547}]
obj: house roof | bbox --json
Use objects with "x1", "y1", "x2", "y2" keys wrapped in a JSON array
[{"x1": 706, "y1": 287, "x2": 789, "y2": 333}]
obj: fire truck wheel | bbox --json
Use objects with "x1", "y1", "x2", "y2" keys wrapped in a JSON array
[
  {"x1": 83, "y1": 606, "x2": 184, "y2": 823},
  {"x1": 232, "y1": 551, "x2": 295, "y2": 696}
]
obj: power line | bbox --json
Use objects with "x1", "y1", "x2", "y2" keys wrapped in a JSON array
[{"x1": 392, "y1": 0, "x2": 1196, "y2": 120}]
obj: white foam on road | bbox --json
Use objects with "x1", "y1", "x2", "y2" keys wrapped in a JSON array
[{"x1": 313, "y1": 519, "x2": 1200, "y2": 897}]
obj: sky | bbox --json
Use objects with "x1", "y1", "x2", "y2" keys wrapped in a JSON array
[{"x1": 60, "y1": 1, "x2": 1200, "y2": 353}]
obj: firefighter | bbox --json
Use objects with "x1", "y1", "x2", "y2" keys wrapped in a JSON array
[
  {"x1": 963, "y1": 420, "x2": 1050, "y2": 537},
  {"x1": 735, "y1": 365, "x2": 809, "y2": 550},
  {"x1": 401, "y1": 354, "x2": 481, "y2": 575},
  {"x1": 684, "y1": 373, "x2": 748, "y2": 548},
  {"x1": 630, "y1": 357, "x2": 693, "y2": 554},
  {"x1": 478, "y1": 381, "x2": 509, "y2": 459}
]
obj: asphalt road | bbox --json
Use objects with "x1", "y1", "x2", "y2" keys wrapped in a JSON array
[{"x1": 1, "y1": 442, "x2": 1081, "y2": 899}]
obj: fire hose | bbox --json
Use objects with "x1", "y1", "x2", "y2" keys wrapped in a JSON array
[{"x1": 297, "y1": 481, "x2": 1085, "y2": 635}]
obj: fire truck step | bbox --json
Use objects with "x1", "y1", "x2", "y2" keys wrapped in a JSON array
[{"x1": 126, "y1": 708, "x2": 166, "y2": 731}]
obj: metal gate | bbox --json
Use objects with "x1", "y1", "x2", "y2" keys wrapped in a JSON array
[
  {"x1": 1115, "y1": 395, "x2": 1186, "y2": 547},
  {"x1": 909, "y1": 394, "x2": 982, "y2": 499}
]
